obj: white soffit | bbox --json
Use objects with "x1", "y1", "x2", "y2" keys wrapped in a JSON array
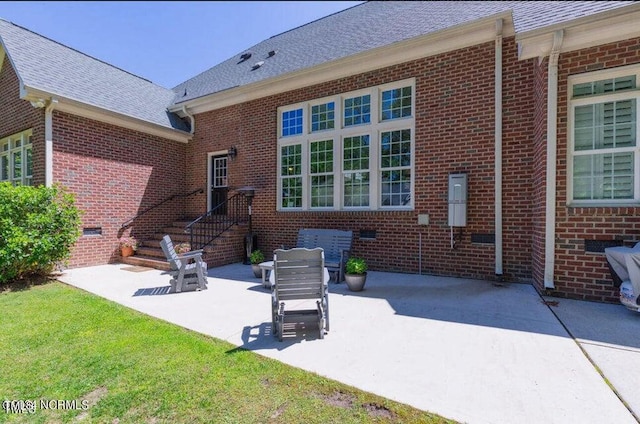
[{"x1": 517, "y1": 4, "x2": 640, "y2": 61}]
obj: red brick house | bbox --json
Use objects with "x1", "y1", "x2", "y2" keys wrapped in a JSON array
[{"x1": 1, "y1": 1, "x2": 639, "y2": 303}]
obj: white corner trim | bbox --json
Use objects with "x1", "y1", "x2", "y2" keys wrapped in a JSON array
[
  {"x1": 44, "y1": 98, "x2": 57, "y2": 187},
  {"x1": 170, "y1": 12, "x2": 514, "y2": 116},
  {"x1": 22, "y1": 86, "x2": 192, "y2": 143},
  {"x1": 494, "y1": 18, "x2": 503, "y2": 277},
  {"x1": 544, "y1": 30, "x2": 564, "y2": 290},
  {"x1": 517, "y1": 5, "x2": 640, "y2": 60}
]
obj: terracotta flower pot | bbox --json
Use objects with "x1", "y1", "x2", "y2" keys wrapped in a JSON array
[{"x1": 121, "y1": 245, "x2": 135, "y2": 257}]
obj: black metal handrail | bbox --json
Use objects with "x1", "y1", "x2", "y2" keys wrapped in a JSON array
[
  {"x1": 186, "y1": 192, "x2": 249, "y2": 250},
  {"x1": 120, "y1": 188, "x2": 204, "y2": 229}
]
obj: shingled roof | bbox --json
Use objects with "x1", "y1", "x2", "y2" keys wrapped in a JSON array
[
  {"x1": 0, "y1": 18, "x2": 188, "y2": 132},
  {"x1": 171, "y1": 0, "x2": 635, "y2": 106}
]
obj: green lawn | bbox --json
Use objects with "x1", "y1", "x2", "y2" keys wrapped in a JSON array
[{"x1": 0, "y1": 282, "x2": 455, "y2": 424}]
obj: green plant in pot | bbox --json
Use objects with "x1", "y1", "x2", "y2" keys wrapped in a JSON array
[
  {"x1": 344, "y1": 257, "x2": 367, "y2": 291},
  {"x1": 249, "y1": 249, "x2": 265, "y2": 278}
]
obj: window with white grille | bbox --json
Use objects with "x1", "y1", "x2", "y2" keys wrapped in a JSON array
[
  {"x1": 568, "y1": 67, "x2": 640, "y2": 204},
  {"x1": 0, "y1": 130, "x2": 33, "y2": 186},
  {"x1": 277, "y1": 79, "x2": 415, "y2": 211}
]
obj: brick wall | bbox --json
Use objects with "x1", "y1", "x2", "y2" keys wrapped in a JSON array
[
  {"x1": 52, "y1": 111, "x2": 191, "y2": 267},
  {"x1": 187, "y1": 37, "x2": 536, "y2": 282},
  {"x1": 551, "y1": 37, "x2": 640, "y2": 302},
  {"x1": 0, "y1": 59, "x2": 44, "y2": 184}
]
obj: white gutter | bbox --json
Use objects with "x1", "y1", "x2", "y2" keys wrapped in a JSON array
[
  {"x1": 544, "y1": 30, "x2": 564, "y2": 289},
  {"x1": 182, "y1": 105, "x2": 195, "y2": 135},
  {"x1": 23, "y1": 86, "x2": 192, "y2": 143},
  {"x1": 494, "y1": 19, "x2": 503, "y2": 277},
  {"x1": 44, "y1": 98, "x2": 57, "y2": 187}
]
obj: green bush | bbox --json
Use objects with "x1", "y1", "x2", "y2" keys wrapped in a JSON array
[
  {"x1": 0, "y1": 183, "x2": 81, "y2": 284},
  {"x1": 345, "y1": 257, "x2": 367, "y2": 275},
  {"x1": 249, "y1": 249, "x2": 265, "y2": 264}
]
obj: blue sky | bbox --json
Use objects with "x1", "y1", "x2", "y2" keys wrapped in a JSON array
[{"x1": 0, "y1": 1, "x2": 363, "y2": 88}]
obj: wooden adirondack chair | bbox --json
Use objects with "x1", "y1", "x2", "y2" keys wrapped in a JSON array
[
  {"x1": 272, "y1": 247, "x2": 328, "y2": 341},
  {"x1": 160, "y1": 235, "x2": 208, "y2": 293}
]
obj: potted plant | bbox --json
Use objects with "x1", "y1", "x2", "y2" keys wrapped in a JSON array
[
  {"x1": 118, "y1": 236, "x2": 138, "y2": 257},
  {"x1": 344, "y1": 257, "x2": 368, "y2": 291},
  {"x1": 249, "y1": 249, "x2": 265, "y2": 278}
]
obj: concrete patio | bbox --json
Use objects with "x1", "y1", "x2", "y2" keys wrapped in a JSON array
[{"x1": 57, "y1": 263, "x2": 640, "y2": 424}]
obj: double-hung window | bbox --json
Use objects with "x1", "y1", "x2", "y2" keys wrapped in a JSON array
[
  {"x1": 0, "y1": 129, "x2": 33, "y2": 186},
  {"x1": 277, "y1": 78, "x2": 415, "y2": 211},
  {"x1": 568, "y1": 67, "x2": 639, "y2": 204}
]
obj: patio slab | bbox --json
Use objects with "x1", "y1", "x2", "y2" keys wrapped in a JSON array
[{"x1": 57, "y1": 263, "x2": 638, "y2": 424}]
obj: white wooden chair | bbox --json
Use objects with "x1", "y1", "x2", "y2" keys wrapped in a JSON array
[
  {"x1": 272, "y1": 247, "x2": 328, "y2": 341},
  {"x1": 160, "y1": 235, "x2": 208, "y2": 293}
]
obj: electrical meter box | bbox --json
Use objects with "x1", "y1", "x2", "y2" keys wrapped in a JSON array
[{"x1": 448, "y1": 173, "x2": 467, "y2": 227}]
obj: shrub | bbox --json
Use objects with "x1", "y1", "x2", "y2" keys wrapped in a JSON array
[{"x1": 0, "y1": 183, "x2": 81, "y2": 284}]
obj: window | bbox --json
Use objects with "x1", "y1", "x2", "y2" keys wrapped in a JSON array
[
  {"x1": 277, "y1": 79, "x2": 414, "y2": 211},
  {"x1": 343, "y1": 135, "x2": 370, "y2": 207},
  {"x1": 569, "y1": 67, "x2": 640, "y2": 204},
  {"x1": 381, "y1": 129, "x2": 412, "y2": 206},
  {"x1": 310, "y1": 139, "x2": 334, "y2": 207},
  {"x1": 344, "y1": 94, "x2": 371, "y2": 126},
  {"x1": 280, "y1": 144, "x2": 302, "y2": 208},
  {"x1": 0, "y1": 130, "x2": 33, "y2": 186},
  {"x1": 311, "y1": 102, "x2": 335, "y2": 132},
  {"x1": 282, "y1": 108, "x2": 303, "y2": 137},
  {"x1": 381, "y1": 86, "x2": 412, "y2": 121}
]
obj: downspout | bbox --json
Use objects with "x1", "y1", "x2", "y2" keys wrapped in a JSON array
[
  {"x1": 544, "y1": 30, "x2": 564, "y2": 289},
  {"x1": 494, "y1": 19, "x2": 503, "y2": 278},
  {"x1": 182, "y1": 105, "x2": 195, "y2": 135},
  {"x1": 44, "y1": 98, "x2": 58, "y2": 187}
]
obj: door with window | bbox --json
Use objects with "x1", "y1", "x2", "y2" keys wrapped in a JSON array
[{"x1": 210, "y1": 155, "x2": 228, "y2": 215}]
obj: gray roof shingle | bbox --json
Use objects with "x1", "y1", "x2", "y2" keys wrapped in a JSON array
[
  {"x1": 0, "y1": 18, "x2": 188, "y2": 132},
  {"x1": 172, "y1": 1, "x2": 635, "y2": 105}
]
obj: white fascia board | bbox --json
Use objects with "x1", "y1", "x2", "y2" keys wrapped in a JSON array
[
  {"x1": 22, "y1": 86, "x2": 192, "y2": 143},
  {"x1": 171, "y1": 12, "x2": 514, "y2": 116},
  {"x1": 517, "y1": 4, "x2": 640, "y2": 60}
]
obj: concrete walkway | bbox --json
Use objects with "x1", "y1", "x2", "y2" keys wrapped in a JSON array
[{"x1": 57, "y1": 263, "x2": 639, "y2": 424}]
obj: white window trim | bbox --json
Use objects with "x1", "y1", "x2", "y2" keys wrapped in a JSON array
[
  {"x1": 567, "y1": 65, "x2": 640, "y2": 206},
  {"x1": 277, "y1": 78, "x2": 415, "y2": 211},
  {"x1": 0, "y1": 129, "x2": 33, "y2": 186}
]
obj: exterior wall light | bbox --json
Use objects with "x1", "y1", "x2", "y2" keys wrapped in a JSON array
[{"x1": 228, "y1": 146, "x2": 238, "y2": 160}]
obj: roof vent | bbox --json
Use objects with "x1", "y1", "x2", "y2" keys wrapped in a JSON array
[
  {"x1": 267, "y1": 50, "x2": 277, "y2": 58},
  {"x1": 238, "y1": 52, "x2": 252, "y2": 63},
  {"x1": 251, "y1": 61, "x2": 264, "y2": 71}
]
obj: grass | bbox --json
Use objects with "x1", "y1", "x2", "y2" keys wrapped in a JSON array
[{"x1": 0, "y1": 281, "x2": 455, "y2": 424}]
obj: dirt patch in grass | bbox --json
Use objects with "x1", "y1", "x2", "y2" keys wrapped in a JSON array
[
  {"x1": 318, "y1": 391, "x2": 397, "y2": 420},
  {"x1": 270, "y1": 401, "x2": 289, "y2": 419},
  {"x1": 364, "y1": 402, "x2": 396, "y2": 419},
  {"x1": 320, "y1": 391, "x2": 356, "y2": 409},
  {"x1": 74, "y1": 386, "x2": 108, "y2": 422}
]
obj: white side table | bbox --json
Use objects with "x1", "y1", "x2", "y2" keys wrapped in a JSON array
[{"x1": 258, "y1": 261, "x2": 274, "y2": 288}]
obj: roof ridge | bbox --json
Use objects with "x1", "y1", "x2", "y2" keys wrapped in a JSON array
[{"x1": 0, "y1": 17, "x2": 162, "y2": 87}]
